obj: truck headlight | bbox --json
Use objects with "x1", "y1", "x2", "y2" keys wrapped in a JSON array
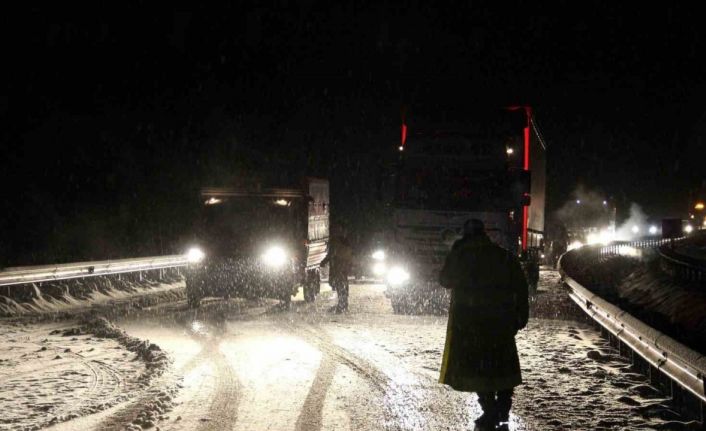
[
  {"x1": 372, "y1": 250, "x2": 386, "y2": 261},
  {"x1": 262, "y1": 246, "x2": 287, "y2": 267},
  {"x1": 386, "y1": 266, "x2": 410, "y2": 286},
  {"x1": 186, "y1": 247, "x2": 205, "y2": 263},
  {"x1": 372, "y1": 262, "x2": 387, "y2": 276}
]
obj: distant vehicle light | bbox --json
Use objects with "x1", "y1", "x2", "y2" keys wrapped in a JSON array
[
  {"x1": 398, "y1": 146, "x2": 404, "y2": 152},
  {"x1": 372, "y1": 262, "x2": 387, "y2": 276},
  {"x1": 631, "y1": 225, "x2": 639, "y2": 234},
  {"x1": 204, "y1": 197, "x2": 222, "y2": 205},
  {"x1": 685, "y1": 225, "x2": 694, "y2": 234},
  {"x1": 262, "y1": 246, "x2": 287, "y2": 267},
  {"x1": 586, "y1": 233, "x2": 599, "y2": 245},
  {"x1": 540, "y1": 254, "x2": 545, "y2": 259},
  {"x1": 649, "y1": 225, "x2": 658, "y2": 235},
  {"x1": 386, "y1": 266, "x2": 410, "y2": 286},
  {"x1": 274, "y1": 199, "x2": 289, "y2": 206},
  {"x1": 576, "y1": 200, "x2": 581, "y2": 205},
  {"x1": 618, "y1": 245, "x2": 640, "y2": 257},
  {"x1": 186, "y1": 247, "x2": 205, "y2": 263},
  {"x1": 506, "y1": 147, "x2": 514, "y2": 155},
  {"x1": 372, "y1": 250, "x2": 386, "y2": 261},
  {"x1": 568, "y1": 241, "x2": 583, "y2": 251},
  {"x1": 603, "y1": 200, "x2": 608, "y2": 206},
  {"x1": 696, "y1": 202, "x2": 705, "y2": 210}
]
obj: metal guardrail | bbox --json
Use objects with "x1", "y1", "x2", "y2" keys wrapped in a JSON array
[
  {"x1": 0, "y1": 255, "x2": 189, "y2": 287},
  {"x1": 658, "y1": 240, "x2": 706, "y2": 283},
  {"x1": 559, "y1": 246, "x2": 706, "y2": 406},
  {"x1": 599, "y1": 238, "x2": 677, "y2": 258}
]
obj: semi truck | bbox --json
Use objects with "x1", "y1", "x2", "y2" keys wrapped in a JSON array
[
  {"x1": 184, "y1": 177, "x2": 329, "y2": 307},
  {"x1": 380, "y1": 107, "x2": 546, "y2": 313}
]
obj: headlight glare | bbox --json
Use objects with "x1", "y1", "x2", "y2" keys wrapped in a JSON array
[
  {"x1": 262, "y1": 246, "x2": 287, "y2": 267},
  {"x1": 372, "y1": 250, "x2": 386, "y2": 261},
  {"x1": 386, "y1": 266, "x2": 410, "y2": 286},
  {"x1": 186, "y1": 247, "x2": 205, "y2": 263},
  {"x1": 372, "y1": 262, "x2": 387, "y2": 276}
]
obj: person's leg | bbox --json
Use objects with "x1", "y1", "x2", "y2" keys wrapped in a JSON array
[
  {"x1": 337, "y1": 277, "x2": 349, "y2": 310},
  {"x1": 496, "y1": 388, "x2": 513, "y2": 423},
  {"x1": 475, "y1": 392, "x2": 497, "y2": 426}
]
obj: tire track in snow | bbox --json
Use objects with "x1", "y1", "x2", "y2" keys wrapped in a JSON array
[
  {"x1": 97, "y1": 319, "x2": 241, "y2": 431},
  {"x1": 282, "y1": 321, "x2": 430, "y2": 431},
  {"x1": 293, "y1": 343, "x2": 337, "y2": 431}
]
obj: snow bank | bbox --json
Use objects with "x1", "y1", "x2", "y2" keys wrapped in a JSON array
[
  {"x1": 0, "y1": 317, "x2": 173, "y2": 431},
  {"x1": 83, "y1": 317, "x2": 169, "y2": 387}
]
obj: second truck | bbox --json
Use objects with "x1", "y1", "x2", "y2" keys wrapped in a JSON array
[{"x1": 379, "y1": 106, "x2": 547, "y2": 313}]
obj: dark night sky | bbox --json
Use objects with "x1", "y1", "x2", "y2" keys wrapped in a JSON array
[{"x1": 2, "y1": 2, "x2": 705, "y2": 264}]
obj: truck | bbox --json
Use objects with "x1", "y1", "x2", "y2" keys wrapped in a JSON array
[
  {"x1": 380, "y1": 107, "x2": 546, "y2": 313},
  {"x1": 184, "y1": 177, "x2": 329, "y2": 308}
]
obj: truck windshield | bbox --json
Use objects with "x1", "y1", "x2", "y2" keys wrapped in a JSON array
[
  {"x1": 395, "y1": 162, "x2": 513, "y2": 211},
  {"x1": 197, "y1": 198, "x2": 303, "y2": 249}
]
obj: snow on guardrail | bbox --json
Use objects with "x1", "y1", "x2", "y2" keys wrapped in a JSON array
[
  {"x1": 559, "y1": 243, "x2": 706, "y2": 404},
  {"x1": 0, "y1": 255, "x2": 189, "y2": 287}
]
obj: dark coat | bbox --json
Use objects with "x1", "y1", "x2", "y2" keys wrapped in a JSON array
[
  {"x1": 438, "y1": 233, "x2": 529, "y2": 392},
  {"x1": 321, "y1": 237, "x2": 353, "y2": 285}
]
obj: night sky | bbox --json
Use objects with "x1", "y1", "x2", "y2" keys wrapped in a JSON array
[{"x1": 2, "y1": 2, "x2": 705, "y2": 265}]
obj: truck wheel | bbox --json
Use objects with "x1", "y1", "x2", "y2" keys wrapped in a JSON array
[
  {"x1": 303, "y1": 283, "x2": 316, "y2": 303},
  {"x1": 313, "y1": 269, "x2": 321, "y2": 295},
  {"x1": 185, "y1": 276, "x2": 202, "y2": 308},
  {"x1": 390, "y1": 296, "x2": 407, "y2": 314},
  {"x1": 187, "y1": 294, "x2": 201, "y2": 309},
  {"x1": 279, "y1": 293, "x2": 292, "y2": 309},
  {"x1": 303, "y1": 269, "x2": 319, "y2": 303}
]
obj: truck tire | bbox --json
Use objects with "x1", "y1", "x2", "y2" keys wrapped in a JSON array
[
  {"x1": 279, "y1": 292, "x2": 292, "y2": 309},
  {"x1": 390, "y1": 295, "x2": 409, "y2": 314},
  {"x1": 303, "y1": 269, "x2": 318, "y2": 303},
  {"x1": 185, "y1": 275, "x2": 203, "y2": 308},
  {"x1": 303, "y1": 284, "x2": 315, "y2": 303},
  {"x1": 313, "y1": 269, "x2": 321, "y2": 295}
]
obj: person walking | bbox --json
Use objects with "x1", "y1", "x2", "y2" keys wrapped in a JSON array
[
  {"x1": 321, "y1": 231, "x2": 353, "y2": 312},
  {"x1": 438, "y1": 219, "x2": 529, "y2": 430}
]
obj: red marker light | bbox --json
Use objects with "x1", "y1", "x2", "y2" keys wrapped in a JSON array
[{"x1": 401, "y1": 123, "x2": 407, "y2": 149}]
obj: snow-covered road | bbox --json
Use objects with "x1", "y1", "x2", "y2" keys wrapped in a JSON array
[{"x1": 5, "y1": 270, "x2": 697, "y2": 430}]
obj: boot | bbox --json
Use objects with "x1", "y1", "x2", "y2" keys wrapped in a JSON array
[{"x1": 474, "y1": 412, "x2": 497, "y2": 428}]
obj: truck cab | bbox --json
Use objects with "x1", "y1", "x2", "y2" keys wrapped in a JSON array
[
  {"x1": 380, "y1": 107, "x2": 546, "y2": 313},
  {"x1": 184, "y1": 178, "x2": 329, "y2": 307}
]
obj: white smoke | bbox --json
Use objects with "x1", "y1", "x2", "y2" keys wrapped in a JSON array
[
  {"x1": 614, "y1": 203, "x2": 648, "y2": 241},
  {"x1": 556, "y1": 185, "x2": 654, "y2": 245}
]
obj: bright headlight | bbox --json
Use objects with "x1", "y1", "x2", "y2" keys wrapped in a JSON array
[
  {"x1": 567, "y1": 241, "x2": 583, "y2": 251},
  {"x1": 386, "y1": 266, "x2": 410, "y2": 286},
  {"x1": 186, "y1": 247, "x2": 205, "y2": 263},
  {"x1": 262, "y1": 246, "x2": 287, "y2": 267},
  {"x1": 372, "y1": 250, "x2": 386, "y2": 261},
  {"x1": 372, "y1": 262, "x2": 387, "y2": 276}
]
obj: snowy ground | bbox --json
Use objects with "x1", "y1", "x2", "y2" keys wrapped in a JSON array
[
  {"x1": 0, "y1": 320, "x2": 146, "y2": 430},
  {"x1": 3, "y1": 270, "x2": 698, "y2": 430}
]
